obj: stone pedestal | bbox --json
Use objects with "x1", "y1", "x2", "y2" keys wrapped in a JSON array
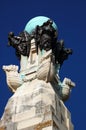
[{"x1": 0, "y1": 79, "x2": 73, "y2": 130}]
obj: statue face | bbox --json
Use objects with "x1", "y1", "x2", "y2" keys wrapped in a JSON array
[{"x1": 40, "y1": 34, "x2": 52, "y2": 51}]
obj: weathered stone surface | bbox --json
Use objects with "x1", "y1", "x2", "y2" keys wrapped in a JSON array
[{"x1": 0, "y1": 79, "x2": 74, "y2": 130}]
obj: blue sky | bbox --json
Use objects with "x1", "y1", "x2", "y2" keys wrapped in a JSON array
[{"x1": 0, "y1": 0, "x2": 86, "y2": 129}]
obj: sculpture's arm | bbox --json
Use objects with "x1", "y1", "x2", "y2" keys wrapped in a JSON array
[{"x1": 3, "y1": 65, "x2": 23, "y2": 92}]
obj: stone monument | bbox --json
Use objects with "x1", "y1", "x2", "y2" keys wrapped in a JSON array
[{"x1": 0, "y1": 16, "x2": 75, "y2": 130}]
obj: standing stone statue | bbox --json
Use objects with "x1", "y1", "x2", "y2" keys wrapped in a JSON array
[{"x1": 0, "y1": 16, "x2": 75, "y2": 130}]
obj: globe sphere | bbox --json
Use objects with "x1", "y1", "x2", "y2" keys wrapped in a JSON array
[{"x1": 24, "y1": 16, "x2": 57, "y2": 34}]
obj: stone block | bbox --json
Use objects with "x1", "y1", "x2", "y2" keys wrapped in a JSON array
[
  {"x1": 12, "y1": 107, "x2": 35, "y2": 123},
  {"x1": 42, "y1": 126, "x2": 53, "y2": 130},
  {"x1": 55, "y1": 94, "x2": 61, "y2": 122},
  {"x1": 17, "y1": 119, "x2": 53, "y2": 130},
  {"x1": 59, "y1": 100, "x2": 72, "y2": 127},
  {"x1": 52, "y1": 113, "x2": 60, "y2": 129},
  {"x1": 6, "y1": 123, "x2": 17, "y2": 130},
  {"x1": 60, "y1": 124, "x2": 68, "y2": 130},
  {"x1": 0, "y1": 127, "x2": 5, "y2": 130},
  {"x1": 66, "y1": 119, "x2": 74, "y2": 130}
]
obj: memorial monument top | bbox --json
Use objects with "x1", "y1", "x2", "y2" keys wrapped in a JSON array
[
  {"x1": 4, "y1": 16, "x2": 75, "y2": 100},
  {"x1": 0, "y1": 16, "x2": 75, "y2": 130}
]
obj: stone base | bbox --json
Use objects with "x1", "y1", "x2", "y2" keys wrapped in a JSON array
[{"x1": 0, "y1": 79, "x2": 74, "y2": 130}]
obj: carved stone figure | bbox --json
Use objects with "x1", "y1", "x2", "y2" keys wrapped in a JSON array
[{"x1": 8, "y1": 31, "x2": 31, "y2": 59}]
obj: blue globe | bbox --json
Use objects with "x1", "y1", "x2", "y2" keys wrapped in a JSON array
[{"x1": 24, "y1": 16, "x2": 58, "y2": 34}]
